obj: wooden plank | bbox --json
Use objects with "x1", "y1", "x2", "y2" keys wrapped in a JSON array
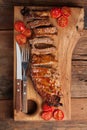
[
  {"x1": 0, "y1": 0, "x2": 87, "y2": 7},
  {"x1": 0, "y1": 7, "x2": 13, "y2": 30},
  {"x1": 0, "y1": 31, "x2": 13, "y2": 99},
  {"x1": 71, "y1": 98, "x2": 87, "y2": 120},
  {"x1": 72, "y1": 37, "x2": 87, "y2": 60},
  {"x1": 71, "y1": 61, "x2": 87, "y2": 97},
  {"x1": 0, "y1": 100, "x2": 13, "y2": 119},
  {"x1": 0, "y1": 99, "x2": 87, "y2": 129}
]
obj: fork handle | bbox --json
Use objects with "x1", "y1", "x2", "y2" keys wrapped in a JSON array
[
  {"x1": 22, "y1": 80, "x2": 27, "y2": 113},
  {"x1": 16, "y1": 79, "x2": 22, "y2": 112}
]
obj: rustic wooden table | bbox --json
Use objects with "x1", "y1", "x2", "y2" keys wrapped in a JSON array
[{"x1": 0, "y1": 0, "x2": 87, "y2": 130}]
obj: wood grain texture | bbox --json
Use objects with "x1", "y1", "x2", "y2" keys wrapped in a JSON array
[
  {"x1": 1, "y1": 0, "x2": 87, "y2": 7},
  {"x1": 0, "y1": 31, "x2": 13, "y2": 99},
  {"x1": 72, "y1": 37, "x2": 87, "y2": 60},
  {"x1": 0, "y1": 7, "x2": 13, "y2": 30},
  {"x1": 72, "y1": 61, "x2": 87, "y2": 97},
  {"x1": 0, "y1": 100, "x2": 13, "y2": 119},
  {"x1": 0, "y1": 99, "x2": 87, "y2": 129}
]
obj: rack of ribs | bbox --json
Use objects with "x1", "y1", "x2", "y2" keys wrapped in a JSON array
[{"x1": 22, "y1": 7, "x2": 63, "y2": 106}]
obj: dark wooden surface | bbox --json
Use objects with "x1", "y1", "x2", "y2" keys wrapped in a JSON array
[{"x1": 0, "y1": 0, "x2": 87, "y2": 129}]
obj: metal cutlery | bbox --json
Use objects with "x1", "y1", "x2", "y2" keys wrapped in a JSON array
[
  {"x1": 22, "y1": 45, "x2": 29, "y2": 113},
  {"x1": 16, "y1": 42, "x2": 22, "y2": 112}
]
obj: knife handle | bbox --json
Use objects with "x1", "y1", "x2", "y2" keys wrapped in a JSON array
[
  {"x1": 22, "y1": 80, "x2": 27, "y2": 113},
  {"x1": 16, "y1": 79, "x2": 22, "y2": 112}
]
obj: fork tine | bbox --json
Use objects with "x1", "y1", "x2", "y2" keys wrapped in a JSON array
[
  {"x1": 25, "y1": 48, "x2": 27, "y2": 61},
  {"x1": 21, "y1": 48, "x2": 23, "y2": 61},
  {"x1": 25, "y1": 48, "x2": 29, "y2": 61},
  {"x1": 27, "y1": 48, "x2": 29, "y2": 60},
  {"x1": 22, "y1": 48, "x2": 25, "y2": 61}
]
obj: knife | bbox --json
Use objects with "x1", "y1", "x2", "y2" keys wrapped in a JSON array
[{"x1": 16, "y1": 42, "x2": 22, "y2": 112}]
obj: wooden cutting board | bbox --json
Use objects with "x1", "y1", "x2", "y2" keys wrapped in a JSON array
[{"x1": 14, "y1": 6, "x2": 84, "y2": 121}]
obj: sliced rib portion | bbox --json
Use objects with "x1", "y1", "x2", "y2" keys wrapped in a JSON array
[
  {"x1": 27, "y1": 19, "x2": 52, "y2": 29},
  {"x1": 31, "y1": 47, "x2": 56, "y2": 55},
  {"x1": 29, "y1": 37, "x2": 54, "y2": 45},
  {"x1": 34, "y1": 34, "x2": 57, "y2": 39},
  {"x1": 31, "y1": 67, "x2": 60, "y2": 78},
  {"x1": 33, "y1": 43, "x2": 56, "y2": 49},
  {"x1": 30, "y1": 10, "x2": 50, "y2": 17},
  {"x1": 24, "y1": 10, "x2": 50, "y2": 22},
  {"x1": 31, "y1": 54, "x2": 57, "y2": 66},
  {"x1": 33, "y1": 27, "x2": 57, "y2": 35}
]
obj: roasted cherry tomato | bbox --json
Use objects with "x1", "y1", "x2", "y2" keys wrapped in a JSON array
[
  {"x1": 41, "y1": 111, "x2": 52, "y2": 120},
  {"x1": 16, "y1": 33, "x2": 27, "y2": 45},
  {"x1": 42, "y1": 103, "x2": 55, "y2": 112},
  {"x1": 14, "y1": 21, "x2": 26, "y2": 32},
  {"x1": 22, "y1": 28, "x2": 32, "y2": 38},
  {"x1": 61, "y1": 7, "x2": 71, "y2": 17},
  {"x1": 50, "y1": 8, "x2": 61, "y2": 18},
  {"x1": 57, "y1": 15, "x2": 68, "y2": 27},
  {"x1": 53, "y1": 109, "x2": 64, "y2": 120}
]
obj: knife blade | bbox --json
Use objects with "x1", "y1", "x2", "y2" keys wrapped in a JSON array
[{"x1": 16, "y1": 42, "x2": 22, "y2": 112}]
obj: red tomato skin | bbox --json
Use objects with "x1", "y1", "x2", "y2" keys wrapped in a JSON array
[
  {"x1": 22, "y1": 28, "x2": 32, "y2": 38},
  {"x1": 50, "y1": 8, "x2": 61, "y2": 18},
  {"x1": 61, "y1": 6, "x2": 71, "y2": 17},
  {"x1": 16, "y1": 33, "x2": 27, "y2": 45},
  {"x1": 41, "y1": 111, "x2": 52, "y2": 120},
  {"x1": 14, "y1": 21, "x2": 26, "y2": 33},
  {"x1": 57, "y1": 15, "x2": 68, "y2": 27},
  {"x1": 42, "y1": 103, "x2": 55, "y2": 112},
  {"x1": 53, "y1": 109, "x2": 64, "y2": 120}
]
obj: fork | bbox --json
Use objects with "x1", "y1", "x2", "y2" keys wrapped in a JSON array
[{"x1": 22, "y1": 45, "x2": 29, "y2": 113}]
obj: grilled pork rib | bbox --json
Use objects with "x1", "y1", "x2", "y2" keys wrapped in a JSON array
[
  {"x1": 29, "y1": 37, "x2": 55, "y2": 45},
  {"x1": 32, "y1": 77, "x2": 62, "y2": 106},
  {"x1": 31, "y1": 54, "x2": 57, "y2": 66},
  {"x1": 21, "y1": 7, "x2": 62, "y2": 106},
  {"x1": 27, "y1": 19, "x2": 52, "y2": 29},
  {"x1": 31, "y1": 47, "x2": 56, "y2": 55},
  {"x1": 30, "y1": 38, "x2": 56, "y2": 54},
  {"x1": 33, "y1": 27, "x2": 58, "y2": 35},
  {"x1": 31, "y1": 67, "x2": 60, "y2": 78},
  {"x1": 22, "y1": 8, "x2": 50, "y2": 22}
]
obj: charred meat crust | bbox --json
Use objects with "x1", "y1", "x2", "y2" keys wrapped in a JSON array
[
  {"x1": 31, "y1": 80, "x2": 62, "y2": 107},
  {"x1": 21, "y1": 7, "x2": 50, "y2": 21}
]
